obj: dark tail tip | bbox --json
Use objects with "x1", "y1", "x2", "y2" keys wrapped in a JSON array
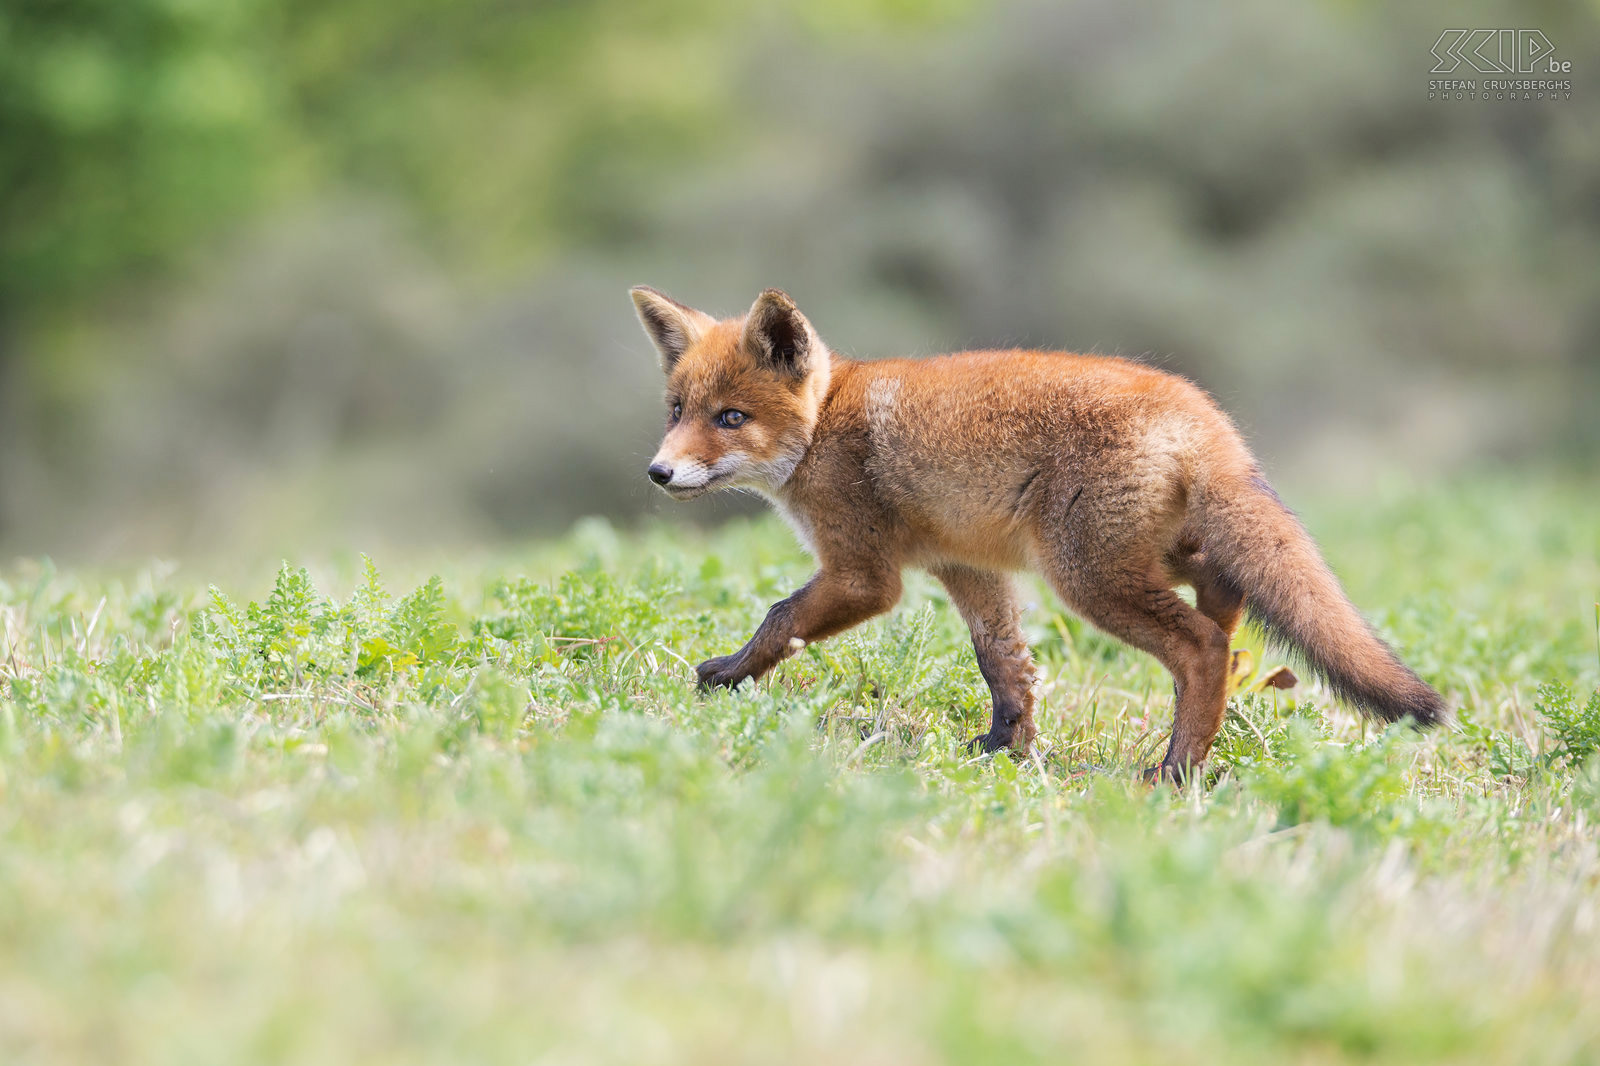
[{"x1": 1357, "y1": 673, "x2": 1449, "y2": 729}]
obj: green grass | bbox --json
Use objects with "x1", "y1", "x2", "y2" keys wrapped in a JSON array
[{"x1": 2, "y1": 474, "x2": 1599, "y2": 1065}]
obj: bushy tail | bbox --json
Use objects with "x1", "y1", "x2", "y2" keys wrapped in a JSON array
[{"x1": 1200, "y1": 475, "x2": 1447, "y2": 727}]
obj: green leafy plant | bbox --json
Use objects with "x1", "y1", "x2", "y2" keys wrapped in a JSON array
[
  {"x1": 1239, "y1": 721, "x2": 1416, "y2": 834},
  {"x1": 1536, "y1": 681, "x2": 1600, "y2": 771}
]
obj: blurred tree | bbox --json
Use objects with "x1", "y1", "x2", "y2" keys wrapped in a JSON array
[
  {"x1": 0, "y1": 0, "x2": 291, "y2": 534},
  {"x1": 0, "y1": 0, "x2": 961, "y2": 319},
  {"x1": 274, "y1": 0, "x2": 748, "y2": 271},
  {"x1": 0, "y1": 0, "x2": 290, "y2": 313}
]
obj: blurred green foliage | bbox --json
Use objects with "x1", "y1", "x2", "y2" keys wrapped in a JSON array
[
  {"x1": 0, "y1": 0, "x2": 1597, "y2": 559},
  {"x1": 0, "y1": 0, "x2": 284, "y2": 307},
  {"x1": 0, "y1": 0, "x2": 958, "y2": 312}
]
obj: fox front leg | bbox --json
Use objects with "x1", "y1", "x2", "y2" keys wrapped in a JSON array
[
  {"x1": 930, "y1": 564, "x2": 1038, "y2": 754},
  {"x1": 696, "y1": 568, "x2": 903, "y2": 690}
]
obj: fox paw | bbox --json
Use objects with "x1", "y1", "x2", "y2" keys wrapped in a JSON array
[
  {"x1": 695, "y1": 655, "x2": 747, "y2": 691},
  {"x1": 1142, "y1": 762, "x2": 1190, "y2": 788},
  {"x1": 966, "y1": 730, "x2": 1020, "y2": 755}
]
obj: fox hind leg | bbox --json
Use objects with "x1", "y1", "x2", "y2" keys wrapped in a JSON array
[
  {"x1": 931, "y1": 564, "x2": 1038, "y2": 754},
  {"x1": 1166, "y1": 532, "x2": 1246, "y2": 640},
  {"x1": 1047, "y1": 560, "x2": 1232, "y2": 780},
  {"x1": 1194, "y1": 575, "x2": 1244, "y2": 642}
]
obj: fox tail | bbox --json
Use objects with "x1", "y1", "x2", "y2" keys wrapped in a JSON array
[{"x1": 1199, "y1": 475, "x2": 1447, "y2": 727}]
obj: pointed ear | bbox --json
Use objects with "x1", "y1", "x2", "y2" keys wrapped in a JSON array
[
  {"x1": 741, "y1": 288, "x2": 821, "y2": 377},
  {"x1": 630, "y1": 286, "x2": 715, "y2": 371}
]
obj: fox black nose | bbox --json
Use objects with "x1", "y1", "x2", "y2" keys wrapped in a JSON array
[{"x1": 647, "y1": 462, "x2": 674, "y2": 486}]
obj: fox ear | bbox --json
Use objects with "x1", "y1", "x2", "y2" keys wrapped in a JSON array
[
  {"x1": 630, "y1": 286, "x2": 714, "y2": 371},
  {"x1": 742, "y1": 289, "x2": 820, "y2": 377}
]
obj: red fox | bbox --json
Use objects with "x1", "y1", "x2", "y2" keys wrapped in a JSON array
[{"x1": 631, "y1": 285, "x2": 1447, "y2": 779}]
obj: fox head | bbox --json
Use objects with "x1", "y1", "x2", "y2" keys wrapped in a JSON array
[{"x1": 631, "y1": 286, "x2": 832, "y2": 499}]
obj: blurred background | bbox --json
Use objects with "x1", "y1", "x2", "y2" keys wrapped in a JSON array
[{"x1": 1, "y1": 0, "x2": 1596, "y2": 562}]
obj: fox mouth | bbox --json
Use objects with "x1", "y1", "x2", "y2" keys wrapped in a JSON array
[
  {"x1": 662, "y1": 483, "x2": 712, "y2": 500},
  {"x1": 659, "y1": 475, "x2": 726, "y2": 500}
]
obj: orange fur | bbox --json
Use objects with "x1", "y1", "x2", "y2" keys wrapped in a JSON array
[{"x1": 631, "y1": 286, "x2": 1447, "y2": 779}]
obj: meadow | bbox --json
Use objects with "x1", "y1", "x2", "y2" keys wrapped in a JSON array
[{"x1": 1, "y1": 473, "x2": 1598, "y2": 1065}]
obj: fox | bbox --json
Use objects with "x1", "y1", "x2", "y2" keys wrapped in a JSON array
[{"x1": 630, "y1": 285, "x2": 1448, "y2": 780}]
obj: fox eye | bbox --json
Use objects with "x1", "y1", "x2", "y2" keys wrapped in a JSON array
[
  {"x1": 717, "y1": 409, "x2": 747, "y2": 429},
  {"x1": 669, "y1": 403, "x2": 682, "y2": 422}
]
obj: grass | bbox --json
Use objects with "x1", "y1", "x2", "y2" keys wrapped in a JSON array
[{"x1": 1, "y1": 473, "x2": 1598, "y2": 1065}]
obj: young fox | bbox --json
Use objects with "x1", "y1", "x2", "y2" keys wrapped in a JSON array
[{"x1": 631, "y1": 285, "x2": 1447, "y2": 779}]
